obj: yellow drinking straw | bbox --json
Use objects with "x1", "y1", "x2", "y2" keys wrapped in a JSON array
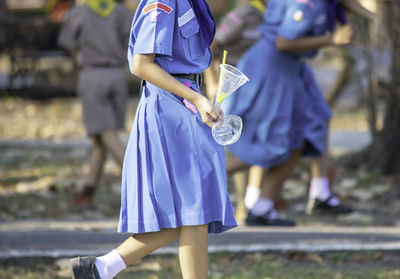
[
  {"x1": 216, "y1": 50, "x2": 228, "y2": 104},
  {"x1": 222, "y1": 49, "x2": 228, "y2": 66}
]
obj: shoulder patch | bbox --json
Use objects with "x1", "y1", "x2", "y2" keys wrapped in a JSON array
[{"x1": 143, "y1": 2, "x2": 173, "y2": 15}]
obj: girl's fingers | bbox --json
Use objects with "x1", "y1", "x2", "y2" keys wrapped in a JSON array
[{"x1": 207, "y1": 109, "x2": 219, "y2": 121}]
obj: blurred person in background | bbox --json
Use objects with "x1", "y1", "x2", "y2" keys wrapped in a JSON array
[
  {"x1": 204, "y1": 0, "x2": 268, "y2": 223},
  {"x1": 221, "y1": 0, "x2": 380, "y2": 226},
  {"x1": 205, "y1": 0, "x2": 268, "y2": 99},
  {"x1": 207, "y1": 0, "x2": 235, "y2": 22},
  {"x1": 58, "y1": 0, "x2": 133, "y2": 206}
]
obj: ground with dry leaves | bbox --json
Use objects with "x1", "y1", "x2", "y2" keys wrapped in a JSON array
[
  {"x1": 1, "y1": 251, "x2": 400, "y2": 279},
  {"x1": 1, "y1": 97, "x2": 400, "y2": 278}
]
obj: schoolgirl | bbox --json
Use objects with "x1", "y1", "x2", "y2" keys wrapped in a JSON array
[
  {"x1": 223, "y1": 0, "x2": 377, "y2": 226},
  {"x1": 203, "y1": 0, "x2": 268, "y2": 223},
  {"x1": 70, "y1": 0, "x2": 237, "y2": 278}
]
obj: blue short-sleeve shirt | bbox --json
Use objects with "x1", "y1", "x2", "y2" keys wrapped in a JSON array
[
  {"x1": 127, "y1": 0, "x2": 212, "y2": 74},
  {"x1": 261, "y1": 0, "x2": 331, "y2": 57}
]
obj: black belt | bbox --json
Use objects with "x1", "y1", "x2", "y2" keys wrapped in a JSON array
[{"x1": 172, "y1": 73, "x2": 202, "y2": 85}]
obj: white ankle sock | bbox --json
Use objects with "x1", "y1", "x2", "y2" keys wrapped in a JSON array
[
  {"x1": 309, "y1": 177, "x2": 340, "y2": 206},
  {"x1": 244, "y1": 185, "x2": 261, "y2": 209},
  {"x1": 95, "y1": 249, "x2": 126, "y2": 279},
  {"x1": 250, "y1": 198, "x2": 274, "y2": 216},
  {"x1": 309, "y1": 177, "x2": 331, "y2": 201}
]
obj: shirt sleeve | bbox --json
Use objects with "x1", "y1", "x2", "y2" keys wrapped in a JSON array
[
  {"x1": 278, "y1": 1, "x2": 317, "y2": 40},
  {"x1": 128, "y1": 0, "x2": 176, "y2": 60},
  {"x1": 57, "y1": 7, "x2": 82, "y2": 51},
  {"x1": 215, "y1": 10, "x2": 245, "y2": 46}
]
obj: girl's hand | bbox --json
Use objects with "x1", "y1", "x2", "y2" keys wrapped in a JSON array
[
  {"x1": 331, "y1": 25, "x2": 353, "y2": 46},
  {"x1": 192, "y1": 94, "x2": 221, "y2": 127}
]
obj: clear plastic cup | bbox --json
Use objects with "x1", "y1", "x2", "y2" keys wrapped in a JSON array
[
  {"x1": 212, "y1": 64, "x2": 248, "y2": 146},
  {"x1": 212, "y1": 115, "x2": 243, "y2": 146},
  {"x1": 214, "y1": 64, "x2": 249, "y2": 105}
]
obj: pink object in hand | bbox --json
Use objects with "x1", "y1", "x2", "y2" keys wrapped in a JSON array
[
  {"x1": 183, "y1": 81, "x2": 198, "y2": 114},
  {"x1": 183, "y1": 99, "x2": 198, "y2": 114}
]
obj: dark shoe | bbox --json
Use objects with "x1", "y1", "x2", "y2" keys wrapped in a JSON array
[
  {"x1": 71, "y1": 256, "x2": 101, "y2": 279},
  {"x1": 69, "y1": 185, "x2": 95, "y2": 207},
  {"x1": 306, "y1": 195, "x2": 353, "y2": 215},
  {"x1": 245, "y1": 211, "x2": 296, "y2": 227}
]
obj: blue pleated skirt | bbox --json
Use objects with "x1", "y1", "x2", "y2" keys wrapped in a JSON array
[
  {"x1": 118, "y1": 77, "x2": 237, "y2": 234},
  {"x1": 224, "y1": 38, "x2": 332, "y2": 169}
]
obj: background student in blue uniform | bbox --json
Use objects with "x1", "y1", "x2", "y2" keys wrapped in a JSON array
[
  {"x1": 70, "y1": 0, "x2": 237, "y2": 278},
  {"x1": 223, "y1": 0, "x2": 380, "y2": 226},
  {"x1": 204, "y1": 0, "x2": 268, "y2": 223}
]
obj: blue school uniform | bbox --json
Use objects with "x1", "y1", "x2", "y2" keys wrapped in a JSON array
[
  {"x1": 224, "y1": 0, "x2": 345, "y2": 168},
  {"x1": 118, "y1": 0, "x2": 237, "y2": 234}
]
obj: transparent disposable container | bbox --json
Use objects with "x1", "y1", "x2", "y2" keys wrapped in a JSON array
[
  {"x1": 212, "y1": 64, "x2": 249, "y2": 146},
  {"x1": 212, "y1": 115, "x2": 243, "y2": 146}
]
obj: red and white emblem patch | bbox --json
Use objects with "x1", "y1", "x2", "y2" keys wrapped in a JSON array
[{"x1": 143, "y1": 2, "x2": 173, "y2": 15}]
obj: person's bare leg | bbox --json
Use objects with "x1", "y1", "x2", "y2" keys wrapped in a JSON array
[
  {"x1": 311, "y1": 126, "x2": 330, "y2": 179},
  {"x1": 116, "y1": 228, "x2": 181, "y2": 266},
  {"x1": 87, "y1": 136, "x2": 106, "y2": 187},
  {"x1": 70, "y1": 136, "x2": 105, "y2": 206},
  {"x1": 243, "y1": 165, "x2": 265, "y2": 210},
  {"x1": 100, "y1": 130, "x2": 126, "y2": 166},
  {"x1": 311, "y1": 154, "x2": 328, "y2": 180},
  {"x1": 307, "y1": 126, "x2": 352, "y2": 214},
  {"x1": 260, "y1": 149, "x2": 303, "y2": 201},
  {"x1": 179, "y1": 225, "x2": 209, "y2": 279},
  {"x1": 309, "y1": 126, "x2": 332, "y2": 204},
  {"x1": 233, "y1": 170, "x2": 247, "y2": 224},
  {"x1": 90, "y1": 228, "x2": 181, "y2": 279},
  {"x1": 248, "y1": 166, "x2": 264, "y2": 190},
  {"x1": 226, "y1": 154, "x2": 248, "y2": 175}
]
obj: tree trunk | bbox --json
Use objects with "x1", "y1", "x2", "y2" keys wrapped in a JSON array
[{"x1": 366, "y1": 0, "x2": 400, "y2": 174}]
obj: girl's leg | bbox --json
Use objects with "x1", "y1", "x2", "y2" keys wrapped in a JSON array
[
  {"x1": 308, "y1": 127, "x2": 336, "y2": 207},
  {"x1": 260, "y1": 148, "x2": 303, "y2": 201},
  {"x1": 307, "y1": 126, "x2": 353, "y2": 214},
  {"x1": 246, "y1": 149, "x2": 303, "y2": 226},
  {"x1": 72, "y1": 228, "x2": 180, "y2": 279},
  {"x1": 100, "y1": 130, "x2": 126, "y2": 166},
  {"x1": 311, "y1": 123, "x2": 330, "y2": 181},
  {"x1": 86, "y1": 229, "x2": 181, "y2": 279},
  {"x1": 226, "y1": 154, "x2": 248, "y2": 175},
  {"x1": 311, "y1": 154, "x2": 328, "y2": 178},
  {"x1": 232, "y1": 170, "x2": 248, "y2": 224},
  {"x1": 179, "y1": 225, "x2": 209, "y2": 279},
  {"x1": 116, "y1": 228, "x2": 181, "y2": 266},
  {"x1": 243, "y1": 166, "x2": 264, "y2": 209}
]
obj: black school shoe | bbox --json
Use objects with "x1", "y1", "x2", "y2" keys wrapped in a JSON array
[
  {"x1": 71, "y1": 256, "x2": 101, "y2": 279},
  {"x1": 306, "y1": 195, "x2": 353, "y2": 215},
  {"x1": 246, "y1": 211, "x2": 296, "y2": 227}
]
